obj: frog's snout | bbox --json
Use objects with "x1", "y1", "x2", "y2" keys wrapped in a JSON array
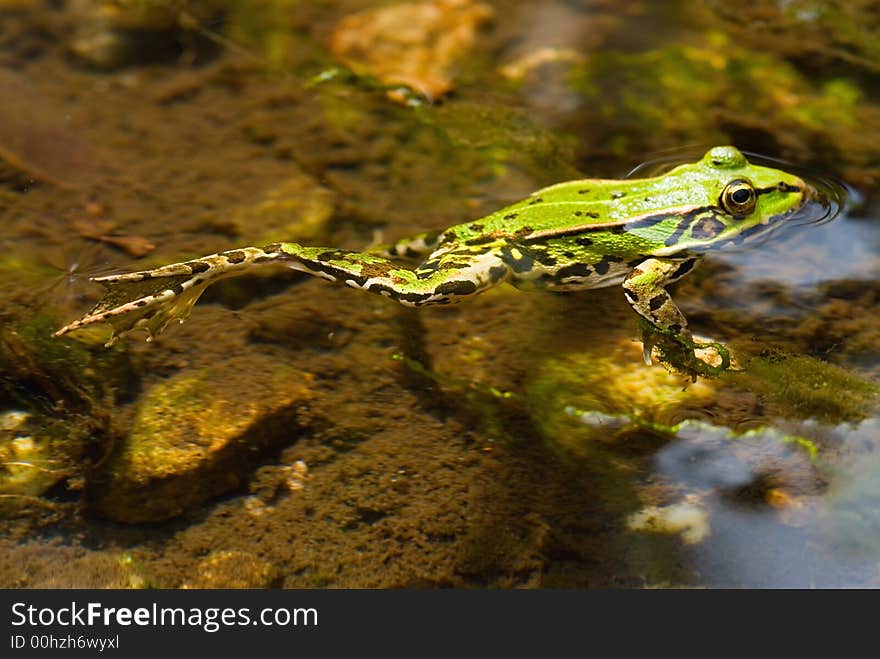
[
  {"x1": 800, "y1": 181, "x2": 824, "y2": 208},
  {"x1": 801, "y1": 181, "x2": 817, "y2": 202}
]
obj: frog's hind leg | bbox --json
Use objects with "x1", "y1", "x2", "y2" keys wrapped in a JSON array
[
  {"x1": 55, "y1": 241, "x2": 511, "y2": 345},
  {"x1": 280, "y1": 242, "x2": 511, "y2": 307},
  {"x1": 53, "y1": 246, "x2": 279, "y2": 345}
]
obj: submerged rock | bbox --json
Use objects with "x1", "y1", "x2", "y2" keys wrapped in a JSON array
[
  {"x1": 183, "y1": 550, "x2": 278, "y2": 589},
  {"x1": 0, "y1": 410, "x2": 66, "y2": 515},
  {"x1": 231, "y1": 166, "x2": 335, "y2": 244},
  {"x1": 330, "y1": 0, "x2": 494, "y2": 101},
  {"x1": 89, "y1": 355, "x2": 314, "y2": 523},
  {"x1": 628, "y1": 494, "x2": 710, "y2": 545},
  {"x1": 66, "y1": 0, "x2": 224, "y2": 69}
]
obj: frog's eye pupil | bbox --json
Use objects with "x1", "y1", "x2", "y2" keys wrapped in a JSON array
[{"x1": 732, "y1": 188, "x2": 751, "y2": 204}]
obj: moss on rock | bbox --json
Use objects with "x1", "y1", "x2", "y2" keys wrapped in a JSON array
[{"x1": 89, "y1": 355, "x2": 314, "y2": 522}]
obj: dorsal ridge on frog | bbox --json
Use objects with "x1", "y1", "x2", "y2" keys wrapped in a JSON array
[{"x1": 54, "y1": 146, "x2": 811, "y2": 374}]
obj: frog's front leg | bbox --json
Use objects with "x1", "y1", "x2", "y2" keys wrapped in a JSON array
[
  {"x1": 621, "y1": 256, "x2": 728, "y2": 372},
  {"x1": 622, "y1": 256, "x2": 700, "y2": 345},
  {"x1": 54, "y1": 242, "x2": 511, "y2": 345}
]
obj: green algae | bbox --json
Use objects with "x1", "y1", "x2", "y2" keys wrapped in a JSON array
[
  {"x1": 0, "y1": 309, "x2": 129, "y2": 516},
  {"x1": 705, "y1": 0, "x2": 880, "y2": 74},
  {"x1": 565, "y1": 33, "x2": 880, "y2": 178},
  {"x1": 723, "y1": 351, "x2": 879, "y2": 424}
]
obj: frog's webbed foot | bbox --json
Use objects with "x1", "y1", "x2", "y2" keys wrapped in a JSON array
[
  {"x1": 54, "y1": 247, "x2": 271, "y2": 346},
  {"x1": 640, "y1": 321, "x2": 731, "y2": 378}
]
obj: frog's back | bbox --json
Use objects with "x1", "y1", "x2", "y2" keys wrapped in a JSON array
[{"x1": 450, "y1": 176, "x2": 702, "y2": 242}]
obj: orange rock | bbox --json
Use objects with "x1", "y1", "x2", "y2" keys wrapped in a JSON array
[{"x1": 330, "y1": 0, "x2": 493, "y2": 101}]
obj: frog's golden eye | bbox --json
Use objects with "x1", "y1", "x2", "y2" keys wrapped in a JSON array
[{"x1": 720, "y1": 179, "x2": 757, "y2": 217}]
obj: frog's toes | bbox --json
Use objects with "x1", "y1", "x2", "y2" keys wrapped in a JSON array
[
  {"x1": 691, "y1": 335, "x2": 733, "y2": 371},
  {"x1": 54, "y1": 268, "x2": 213, "y2": 346}
]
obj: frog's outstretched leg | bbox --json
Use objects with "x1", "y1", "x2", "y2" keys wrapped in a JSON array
[{"x1": 54, "y1": 242, "x2": 511, "y2": 346}]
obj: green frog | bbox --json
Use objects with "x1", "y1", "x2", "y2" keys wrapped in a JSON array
[{"x1": 54, "y1": 146, "x2": 812, "y2": 373}]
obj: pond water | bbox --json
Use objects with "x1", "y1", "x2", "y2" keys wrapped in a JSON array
[{"x1": 1, "y1": 0, "x2": 879, "y2": 588}]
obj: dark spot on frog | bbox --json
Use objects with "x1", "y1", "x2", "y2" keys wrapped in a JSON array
[
  {"x1": 692, "y1": 217, "x2": 725, "y2": 239},
  {"x1": 648, "y1": 294, "x2": 666, "y2": 311},
  {"x1": 624, "y1": 289, "x2": 638, "y2": 302},
  {"x1": 671, "y1": 259, "x2": 697, "y2": 280},
  {"x1": 416, "y1": 259, "x2": 441, "y2": 279},
  {"x1": 359, "y1": 261, "x2": 396, "y2": 279},
  {"x1": 611, "y1": 191, "x2": 627, "y2": 199},
  {"x1": 186, "y1": 261, "x2": 210, "y2": 274},
  {"x1": 464, "y1": 235, "x2": 497, "y2": 246},
  {"x1": 532, "y1": 250, "x2": 557, "y2": 267},
  {"x1": 503, "y1": 213, "x2": 518, "y2": 220},
  {"x1": 170, "y1": 283, "x2": 184, "y2": 296},
  {"x1": 369, "y1": 283, "x2": 426, "y2": 304},
  {"x1": 555, "y1": 263, "x2": 591, "y2": 279},
  {"x1": 575, "y1": 237, "x2": 593, "y2": 247},
  {"x1": 500, "y1": 246, "x2": 535, "y2": 274},
  {"x1": 134, "y1": 299, "x2": 149, "y2": 307},
  {"x1": 562, "y1": 251, "x2": 575, "y2": 259},
  {"x1": 439, "y1": 260, "x2": 472, "y2": 270},
  {"x1": 262, "y1": 243, "x2": 283, "y2": 253},
  {"x1": 468, "y1": 223, "x2": 484, "y2": 232},
  {"x1": 317, "y1": 249, "x2": 351, "y2": 262},
  {"x1": 528, "y1": 197, "x2": 543, "y2": 205},
  {"x1": 488, "y1": 265, "x2": 509, "y2": 282},
  {"x1": 578, "y1": 189, "x2": 589, "y2": 194},
  {"x1": 436, "y1": 279, "x2": 478, "y2": 296},
  {"x1": 223, "y1": 250, "x2": 247, "y2": 264},
  {"x1": 593, "y1": 256, "x2": 620, "y2": 275},
  {"x1": 669, "y1": 323, "x2": 682, "y2": 334}
]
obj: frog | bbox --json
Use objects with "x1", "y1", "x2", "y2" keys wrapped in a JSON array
[{"x1": 54, "y1": 146, "x2": 812, "y2": 374}]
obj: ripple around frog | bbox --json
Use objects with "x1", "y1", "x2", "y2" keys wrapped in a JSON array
[{"x1": 625, "y1": 146, "x2": 852, "y2": 241}]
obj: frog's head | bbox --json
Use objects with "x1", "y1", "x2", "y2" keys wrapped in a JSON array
[{"x1": 655, "y1": 146, "x2": 813, "y2": 253}]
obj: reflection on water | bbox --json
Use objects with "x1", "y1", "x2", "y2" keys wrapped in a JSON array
[
  {"x1": 715, "y1": 213, "x2": 880, "y2": 286},
  {"x1": 642, "y1": 416, "x2": 880, "y2": 587}
]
